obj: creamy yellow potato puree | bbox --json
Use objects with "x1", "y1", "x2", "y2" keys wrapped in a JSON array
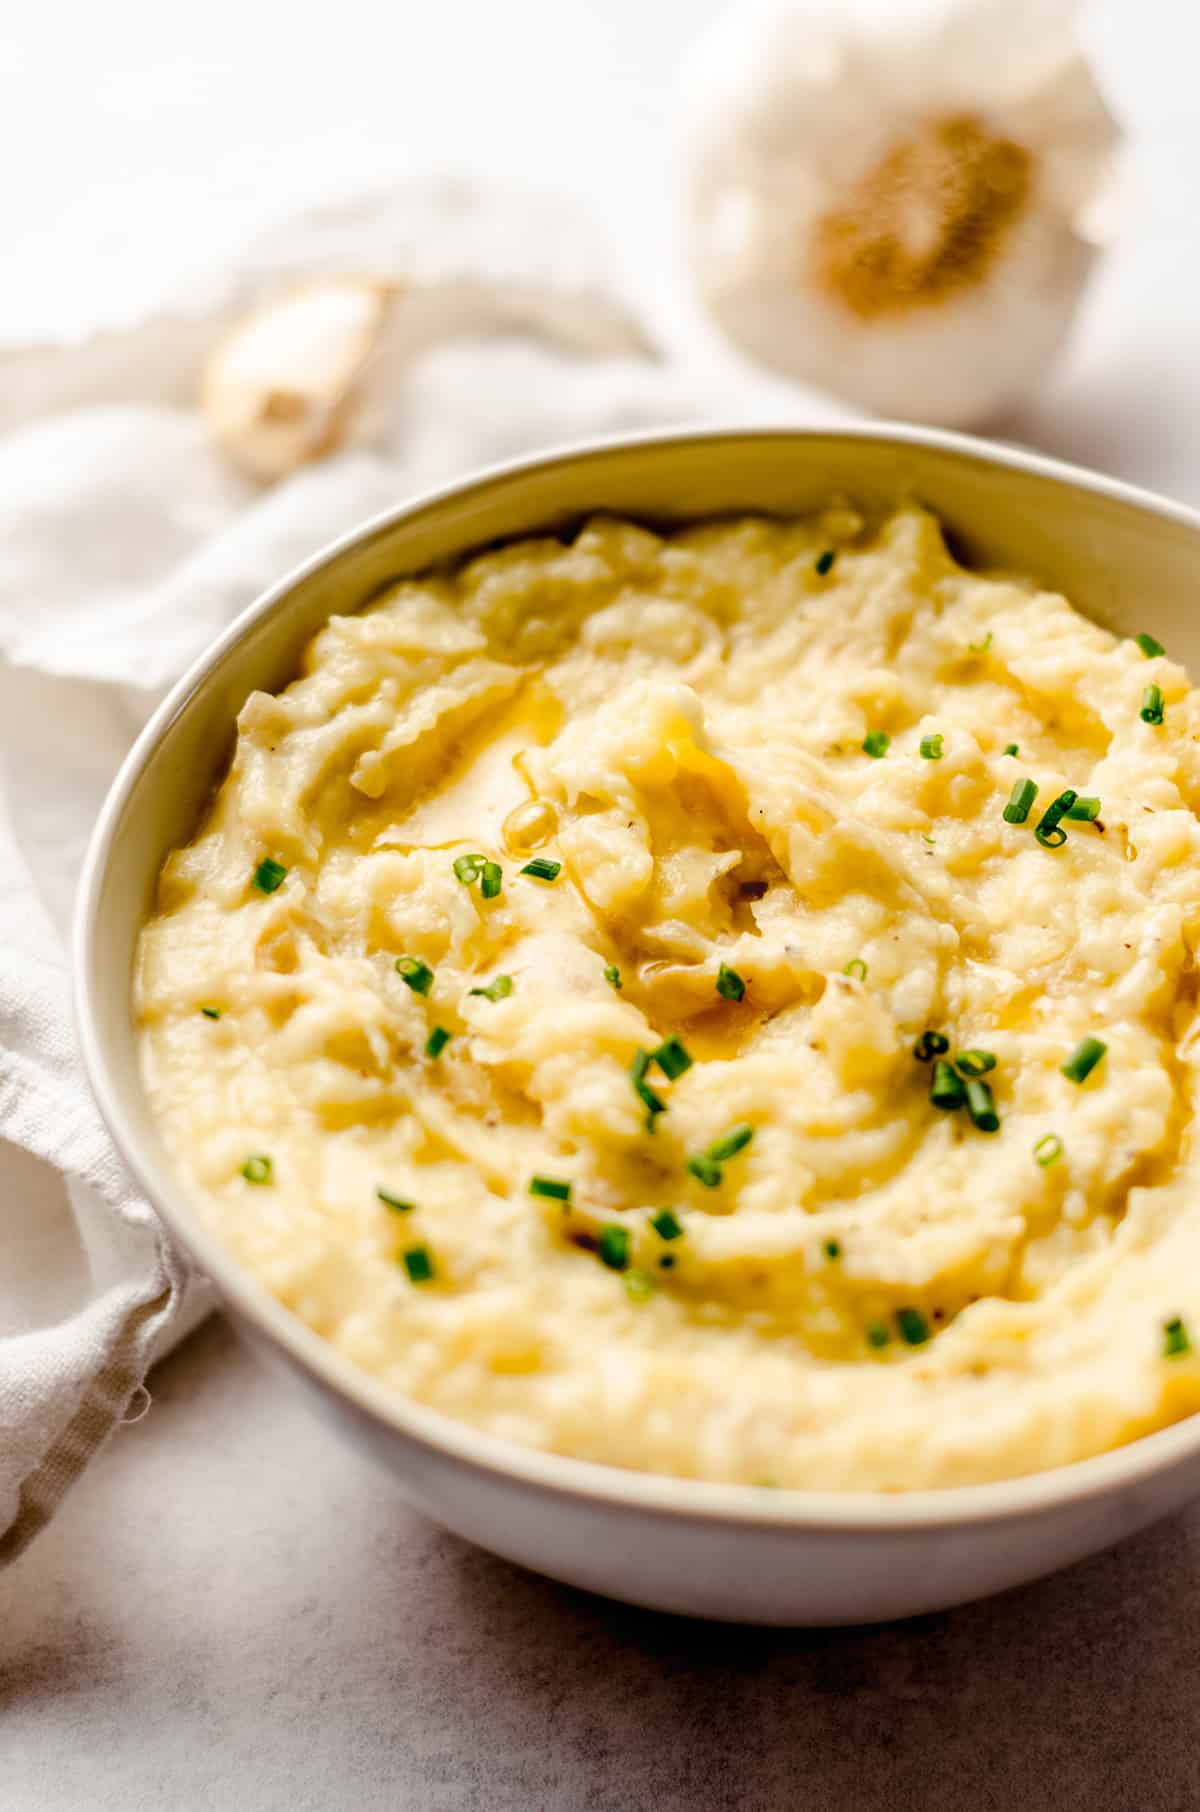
[{"x1": 137, "y1": 504, "x2": 1200, "y2": 1489}]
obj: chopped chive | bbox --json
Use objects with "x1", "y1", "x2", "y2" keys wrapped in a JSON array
[
  {"x1": 1034, "y1": 1133, "x2": 1063, "y2": 1168},
  {"x1": 968, "y1": 632, "x2": 993, "y2": 655},
  {"x1": 843, "y1": 958, "x2": 868, "y2": 981},
  {"x1": 1003, "y1": 777, "x2": 1038, "y2": 824},
  {"x1": 200, "y1": 1005, "x2": 221, "y2": 1020},
  {"x1": 716, "y1": 961, "x2": 746, "y2": 1002},
  {"x1": 453, "y1": 853, "x2": 484, "y2": 884},
  {"x1": 650, "y1": 1208, "x2": 683, "y2": 1242},
  {"x1": 862, "y1": 730, "x2": 890, "y2": 759},
  {"x1": 631, "y1": 1049, "x2": 667, "y2": 1131},
  {"x1": 1065, "y1": 796, "x2": 1101, "y2": 822},
  {"x1": 964, "y1": 1077, "x2": 999, "y2": 1132},
  {"x1": 1164, "y1": 1316, "x2": 1191, "y2": 1358},
  {"x1": 598, "y1": 1224, "x2": 630, "y2": 1270},
  {"x1": 480, "y1": 860, "x2": 503, "y2": 900},
  {"x1": 624, "y1": 1268, "x2": 655, "y2": 1301},
  {"x1": 1141, "y1": 683, "x2": 1165, "y2": 725},
  {"x1": 913, "y1": 1030, "x2": 949, "y2": 1061},
  {"x1": 520, "y1": 857, "x2": 562, "y2": 883},
  {"x1": 530, "y1": 1175, "x2": 571, "y2": 1202},
  {"x1": 425, "y1": 1025, "x2": 452, "y2": 1059},
  {"x1": 709, "y1": 1123, "x2": 754, "y2": 1162},
  {"x1": 604, "y1": 963, "x2": 622, "y2": 990},
  {"x1": 930, "y1": 1060, "x2": 965, "y2": 1110},
  {"x1": 401, "y1": 1244, "x2": 435, "y2": 1284},
  {"x1": 954, "y1": 1049, "x2": 996, "y2": 1077},
  {"x1": 815, "y1": 548, "x2": 836, "y2": 576},
  {"x1": 395, "y1": 954, "x2": 434, "y2": 995},
  {"x1": 652, "y1": 1035, "x2": 693, "y2": 1080},
  {"x1": 1035, "y1": 789, "x2": 1077, "y2": 848},
  {"x1": 658, "y1": 1254, "x2": 676, "y2": 1270},
  {"x1": 688, "y1": 1154, "x2": 723, "y2": 1189},
  {"x1": 469, "y1": 974, "x2": 513, "y2": 1001},
  {"x1": 823, "y1": 1238, "x2": 842, "y2": 1260},
  {"x1": 1136, "y1": 632, "x2": 1165, "y2": 659},
  {"x1": 1004, "y1": 743, "x2": 1019, "y2": 757},
  {"x1": 377, "y1": 1187, "x2": 414, "y2": 1213},
  {"x1": 897, "y1": 1307, "x2": 930, "y2": 1346},
  {"x1": 241, "y1": 1154, "x2": 272, "y2": 1185},
  {"x1": 1061, "y1": 1035, "x2": 1106, "y2": 1085},
  {"x1": 866, "y1": 1322, "x2": 890, "y2": 1349},
  {"x1": 250, "y1": 857, "x2": 287, "y2": 895},
  {"x1": 919, "y1": 733, "x2": 944, "y2": 760}
]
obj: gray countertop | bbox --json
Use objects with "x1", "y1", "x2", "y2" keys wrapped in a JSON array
[{"x1": 5, "y1": 1315, "x2": 1200, "y2": 1810}]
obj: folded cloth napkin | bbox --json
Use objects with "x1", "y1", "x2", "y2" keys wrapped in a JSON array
[{"x1": 0, "y1": 180, "x2": 842, "y2": 1564}]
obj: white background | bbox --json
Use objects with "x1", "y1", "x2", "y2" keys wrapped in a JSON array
[{"x1": 5, "y1": 2, "x2": 1200, "y2": 1807}]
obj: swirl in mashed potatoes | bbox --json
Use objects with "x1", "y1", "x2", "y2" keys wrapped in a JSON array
[{"x1": 137, "y1": 504, "x2": 1200, "y2": 1489}]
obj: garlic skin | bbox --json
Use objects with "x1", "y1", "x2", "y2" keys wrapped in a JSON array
[
  {"x1": 682, "y1": 0, "x2": 1123, "y2": 427},
  {"x1": 201, "y1": 278, "x2": 396, "y2": 483}
]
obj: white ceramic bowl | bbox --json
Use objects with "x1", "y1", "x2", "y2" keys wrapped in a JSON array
[{"x1": 75, "y1": 426, "x2": 1200, "y2": 1625}]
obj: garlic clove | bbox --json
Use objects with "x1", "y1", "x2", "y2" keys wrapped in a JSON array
[
  {"x1": 200, "y1": 277, "x2": 396, "y2": 483},
  {"x1": 681, "y1": 0, "x2": 1124, "y2": 427}
]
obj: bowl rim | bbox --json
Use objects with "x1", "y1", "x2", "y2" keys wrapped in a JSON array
[{"x1": 74, "y1": 418, "x2": 1200, "y2": 1533}]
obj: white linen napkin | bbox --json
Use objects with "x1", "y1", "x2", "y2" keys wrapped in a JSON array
[{"x1": 0, "y1": 181, "x2": 841, "y2": 1564}]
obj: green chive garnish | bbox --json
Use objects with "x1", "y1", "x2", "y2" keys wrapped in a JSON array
[
  {"x1": 200, "y1": 1005, "x2": 221, "y2": 1019},
  {"x1": 395, "y1": 955, "x2": 434, "y2": 995},
  {"x1": 652, "y1": 1036, "x2": 693, "y2": 1080},
  {"x1": 913, "y1": 1030, "x2": 949, "y2": 1061},
  {"x1": 815, "y1": 549, "x2": 835, "y2": 576},
  {"x1": 709, "y1": 1123, "x2": 754, "y2": 1162},
  {"x1": 1141, "y1": 684, "x2": 1165, "y2": 725},
  {"x1": 251, "y1": 857, "x2": 287, "y2": 895},
  {"x1": 425, "y1": 1025, "x2": 452, "y2": 1059},
  {"x1": 598, "y1": 1224, "x2": 630, "y2": 1270},
  {"x1": 1003, "y1": 778, "x2": 1038, "y2": 825},
  {"x1": 1164, "y1": 1316, "x2": 1191, "y2": 1358},
  {"x1": 843, "y1": 958, "x2": 868, "y2": 981},
  {"x1": 1065, "y1": 796, "x2": 1101, "y2": 821},
  {"x1": 866, "y1": 1322, "x2": 890, "y2": 1349},
  {"x1": 862, "y1": 730, "x2": 890, "y2": 758},
  {"x1": 377, "y1": 1188, "x2": 414, "y2": 1213},
  {"x1": 530, "y1": 1175, "x2": 571, "y2": 1202},
  {"x1": 469, "y1": 974, "x2": 513, "y2": 1001},
  {"x1": 402, "y1": 1244, "x2": 435, "y2": 1284},
  {"x1": 1034, "y1": 1133, "x2": 1063, "y2": 1168},
  {"x1": 453, "y1": 853, "x2": 484, "y2": 884},
  {"x1": 688, "y1": 1154, "x2": 723, "y2": 1189},
  {"x1": 241, "y1": 1155, "x2": 272, "y2": 1185},
  {"x1": 480, "y1": 860, "x2": 503, "y2": 900},
  {"x1": 954, "y1": 1049, "x2": 996, "y2": 1077},
  {"x1": 930, "y1": 1060, "x2": 965, "y2": 1110},
  {"x1": 1035, "y1": 789, "x2": 1077, "y2": 848},
  {"x1": 716, "y1": 962, "x2": 746, "y2": 1002},
  {"x1": 964, "y1": 1077, "x2": 999, "y2": 1132},
  {"x1": 823, "y1": 1238, "x2": 842, "y2": 1260},
  {"x1": 1004, "y1": 743, "x2": 1019, "y2": 757},
  {"x1": 1136, "y1": 633, "x2": 1165, "y2": 659},
  {"x1": 1061, "y1": 1035, "x2": 1106, "y2": 1084},
  {"x1": 631, "y1": 1049, "x2": 666, "y2": 1131},
  {"x1": 604, "y1": 963, "x2": 622, "y2": 990},
  {"x1": 520, "y1": 857, "x2": 562, "y2": 882},
  {"x1": 651, "y1": 1208, "x2": 683, "y2": 1241},
  {"x1": 897, "y1": 1307, "x2": 930, "y2": 1346},
  {"x1": 968, "y1": 632, "x2": 993, "y2": 655},
  {"x1": 659, "y1": 1254, "x2": 676, "y2": 1270},
  {"x1": 919, "y1": 734, "x2": 944, "y2": 760}
]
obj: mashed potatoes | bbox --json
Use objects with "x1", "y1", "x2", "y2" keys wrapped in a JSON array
[{"x1": 137, "y1": 504, "x2": 1200, "y2": 1489}]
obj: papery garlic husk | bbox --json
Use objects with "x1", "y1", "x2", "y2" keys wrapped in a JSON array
[{"x1": 681, "y1": 0, "x2": 1124, "y2": 427}]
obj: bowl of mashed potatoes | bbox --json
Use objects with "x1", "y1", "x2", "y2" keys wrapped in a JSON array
[{"x1": 76, "y1": 426, "x2": 1200, "y2": 1623}]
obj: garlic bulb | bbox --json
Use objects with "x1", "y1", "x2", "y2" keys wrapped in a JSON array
[
  {"x1": 200, "y1": 278, "x2": 397, "y2": 483},
  {"x1": 682, "y1": 0, "x2": 1123, "y2": 426}
]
